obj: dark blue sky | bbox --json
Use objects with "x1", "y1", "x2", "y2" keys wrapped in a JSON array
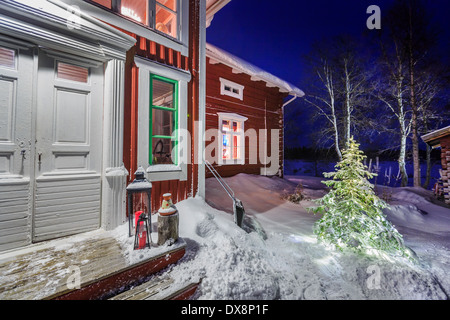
[
  {"x1": 206, "y1": 0, "x2": 450, "y2": 148},
  {"x1": 207, "y1": 0, "x2": 450, "y2": 89}
]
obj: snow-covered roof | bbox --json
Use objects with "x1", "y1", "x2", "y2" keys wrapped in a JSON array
[
  {"x1": 206, "y1": 0, "x2": 231, "y2": 28},
  {"x1": 421, "y1": 125, "x2": 450, "y2": 146},
  {"x1": 206, "y1": 43, "x2": 305, "y2": 98}
]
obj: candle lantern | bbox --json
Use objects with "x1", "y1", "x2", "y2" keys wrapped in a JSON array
[{"x1": 126, "y1": 166, "x2": 152, "y2": 238}]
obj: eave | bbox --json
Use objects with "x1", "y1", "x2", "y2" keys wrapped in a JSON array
[
  {"x1": 206, "y1": 0, "x2": 231, "y2": 28},
  {"x1": 421, "y1": 125, "x2": 450, "y2": 148}
]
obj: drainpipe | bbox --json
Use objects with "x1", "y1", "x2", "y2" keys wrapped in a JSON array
[
  {"x1": 283, "y1": 94, "x2": 298, "y2": 108},
  {"x1": 281, "y1": 94, "x2": 298, "y2": 178}
]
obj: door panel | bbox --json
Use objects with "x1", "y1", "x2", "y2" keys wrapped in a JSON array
[
  {"x1": 0, "y1": 44, "x2": 33, "y2": 251},
  {"x1": 33, "y1": 52, "x2": 104, "y2": 242}
]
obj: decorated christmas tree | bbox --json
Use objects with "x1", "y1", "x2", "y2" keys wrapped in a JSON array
[{"x1": 311, "y1": 137, "x2": 412, "y2": 259}]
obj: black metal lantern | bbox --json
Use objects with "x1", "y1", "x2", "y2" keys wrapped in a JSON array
[{"x1": 126, "y1": 167, "x2": 152, "y2": 238}]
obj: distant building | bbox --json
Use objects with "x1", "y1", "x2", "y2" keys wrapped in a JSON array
[{"x1": 421, "y1": 125, "x2": 450, "y2": 204}]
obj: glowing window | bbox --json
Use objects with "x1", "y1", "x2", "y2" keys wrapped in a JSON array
[
  {"x1": 156, "y1": 0, "x2": 177, "y2": 38},
  {"x1": 121, "y1": 0, "x2": 148, "y2": 24},
  {"x1": 90, "y1": 0, "x2": 112, "y2": 8},
  {"x1": 85, "y1": 0, "x2": 179, "y2": 39},
  {"x1": 218, "y1": 113, "x2": 247, "y2": 165}
]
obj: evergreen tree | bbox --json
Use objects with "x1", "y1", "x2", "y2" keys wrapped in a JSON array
[{"x1": 311, "y1": 137, "x2": 411, "y2": 259}]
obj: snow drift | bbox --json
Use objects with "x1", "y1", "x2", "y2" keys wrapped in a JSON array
[{"x1": 159, "y1": 174, "x2": 449, "y2": 300}]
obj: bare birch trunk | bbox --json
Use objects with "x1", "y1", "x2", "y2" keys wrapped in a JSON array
[{"x1": 408, "y1": 4, "x2": 421, "y2": 187}]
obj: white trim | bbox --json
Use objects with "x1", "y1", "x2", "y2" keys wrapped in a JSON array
[
  {"x1": 101, "y1": 59, "x2": 129, "y2": 231},
  {"x1": 0, "y1": 0, "x2": 136, "y2": 61},
  {"x1": 218, "y1": 113, "x2": 247, "y2": 166},
  {"x1": 135, "y1": 56, "x2": 189, "y2": 182},
  {"x1": 217, "y1": 112, "x2": 248, "y2": 122},
  {"x1": 219, "y1": 77, "x2": 244, "y2": 101},
  {"x1": 198, "y1": 0, "x2": 207, "y2": 198}
]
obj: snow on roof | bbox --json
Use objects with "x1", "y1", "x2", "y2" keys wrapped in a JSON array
[
  {"x1": 206, "y1": 43, "x2": 305, "y2": 98},
  {"x1": 421, "y1": 125, "x2": 450, "y2": 145}
]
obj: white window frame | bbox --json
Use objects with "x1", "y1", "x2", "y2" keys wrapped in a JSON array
[
  {"x1": 219, "y1": 77, "x2": 244, "y2": 101},
  {"x1": 218, "y1": 112, "x2": 247, "y2": 165},
  {"x1": 135, "y1": 56, "x2": 191, "y2": 181}
]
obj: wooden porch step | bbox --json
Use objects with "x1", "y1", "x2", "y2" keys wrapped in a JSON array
[
  {"x1": 109, "y1": 275, "x2": 200, "y2": 300},
  {"x1": 0, "y1": 228, "x2": 188, "y2": 300}
]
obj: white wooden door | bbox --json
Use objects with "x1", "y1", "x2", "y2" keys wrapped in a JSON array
[
  {"x1": 33, "y1": 52, "x2": 104, "y2": 242},
  {"x1": 0, "y1": 44, "x2": 34, "y2": 251}
]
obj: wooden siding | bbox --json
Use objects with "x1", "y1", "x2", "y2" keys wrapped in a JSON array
[
  {"x1": 440, "y1": 136, "x2": 450, "y2": 204},
  {"x1": 0, "y1": 181, "x2": 30, "y2": 252},
  {"x1": 205, "y1": 57, "x2": 287, "y2": 178},
  {"x1": 122, "y1": 0, "x2": 200, "y2": 214}
]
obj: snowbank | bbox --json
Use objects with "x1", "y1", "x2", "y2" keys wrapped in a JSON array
[{"x1": 160, "y1": 174, "x2": 450, "y2": 300}]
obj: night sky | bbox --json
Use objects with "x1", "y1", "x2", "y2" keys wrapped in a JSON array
[{"x1": 206, "y1": 0, "x2": 450, "y2": 149}]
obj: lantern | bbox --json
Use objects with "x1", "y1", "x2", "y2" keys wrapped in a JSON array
[
  {"x1": 134, "y1": 210, "x2": 151, "y2": 250},
  {"x1": 126, "y1": 166, "x2": 152, "y2": 238}
]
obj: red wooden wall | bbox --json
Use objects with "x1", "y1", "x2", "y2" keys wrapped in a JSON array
[
  {"x1": 205, "y1": 57, "x2": 288, "y2": 178},
  {"x1": 122, "y1": 0, "x2": 200, "y2": 213},
  {"x1": 440, "y1": 136, "x2": 450, "y2": 204}
]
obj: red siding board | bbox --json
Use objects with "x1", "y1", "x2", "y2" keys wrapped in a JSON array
[{"x1": 121, "y1": 0, "x2": 200, "y2": 217}]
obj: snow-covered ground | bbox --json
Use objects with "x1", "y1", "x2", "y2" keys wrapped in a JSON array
[{"x1": 161, "y1": 173, "x2": 450, "y2": 300}]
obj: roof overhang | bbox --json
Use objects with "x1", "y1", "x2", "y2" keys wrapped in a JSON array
[
  {"x1": 206, "y1": 42, "x2": 305, "y2": 98},
  {"x1": 206, "y1": 0, "x2": 231, "y2": 28},
  {"x1": 421, "y1": 125, "x2": 450, "y2": 148},
  {"x1": 0, "y1": 0, "x2": 136, "y2": 62}
]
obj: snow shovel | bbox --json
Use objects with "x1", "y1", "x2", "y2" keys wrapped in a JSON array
[{"x1": 205, "y1": 160, "x2": 245, "y2": 228}]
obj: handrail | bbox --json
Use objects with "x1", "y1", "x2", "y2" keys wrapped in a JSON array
[{"x1": 204, "y1": 160, "x2": 234, "y2": 200}]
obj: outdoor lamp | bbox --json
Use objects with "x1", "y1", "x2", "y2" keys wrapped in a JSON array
[{"x1": 126, "y1": 166, "x2": 152, "y2": 238}]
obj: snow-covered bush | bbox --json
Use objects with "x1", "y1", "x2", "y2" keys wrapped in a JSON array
[{"x1": 310, "y1": 137, "x2": 413, "y2": 260}]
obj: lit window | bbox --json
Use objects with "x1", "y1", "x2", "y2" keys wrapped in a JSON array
[
  {"x1": 155, "y1": 0, "x2": 178, "y2": 38},
  {"x1": 121, "y1": 0, "x2": 148, "y2": 24},
  {"x1": 218, "y1": 113, "x2": 247, "y2": 165},
  {"x1": 219, "y1": 77, "x2": 244, "y2": 100},
  {"x1": 86, "y1": 0, "x2": 179, "y2": 39},
  {"x1": 90, "y1": 0, "x2": 112, "y2": 8},
  {"x1": 150, "y1": 74, "x2": 178, "y2": 165}
]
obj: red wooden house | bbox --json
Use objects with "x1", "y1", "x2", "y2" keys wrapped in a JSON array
[
  {"x1": 0, "y1": 0, "x2": 230, "y2": 251},
  {"x1": 422, "y1": 125, "x2": 450, "y2": 204},
  {"x1": 204, "y1": 43, "x2": 304, "y2": 178}
]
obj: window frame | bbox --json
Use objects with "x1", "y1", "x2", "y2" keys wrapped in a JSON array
[
  {"x1": 82, "y1": 0, "x2": 187, "y2": 54},
  {"x1": 219, "y1": 77, "x2": 244, "y2": 101},
  {"x1": 149, "y1": 74, "x2": 178, "y2": 166},
  {"x1": 135, "y1": 56, "x2": 190, "y2": 182},
  {"x1": 218, "y1": 113, "x2": 248, "y2": 166}
]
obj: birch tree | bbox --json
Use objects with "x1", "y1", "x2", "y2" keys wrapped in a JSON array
[
  {"x1": 372, "y1": 27, "x2": 411, "y2": 187},
  {"x1": 304, "y1": 58, "x2": 342, "y2": 161}
]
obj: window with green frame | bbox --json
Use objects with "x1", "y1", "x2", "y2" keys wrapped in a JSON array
[{"x1": 149, "y1": 74, "x2": 178, "y2": 165}]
